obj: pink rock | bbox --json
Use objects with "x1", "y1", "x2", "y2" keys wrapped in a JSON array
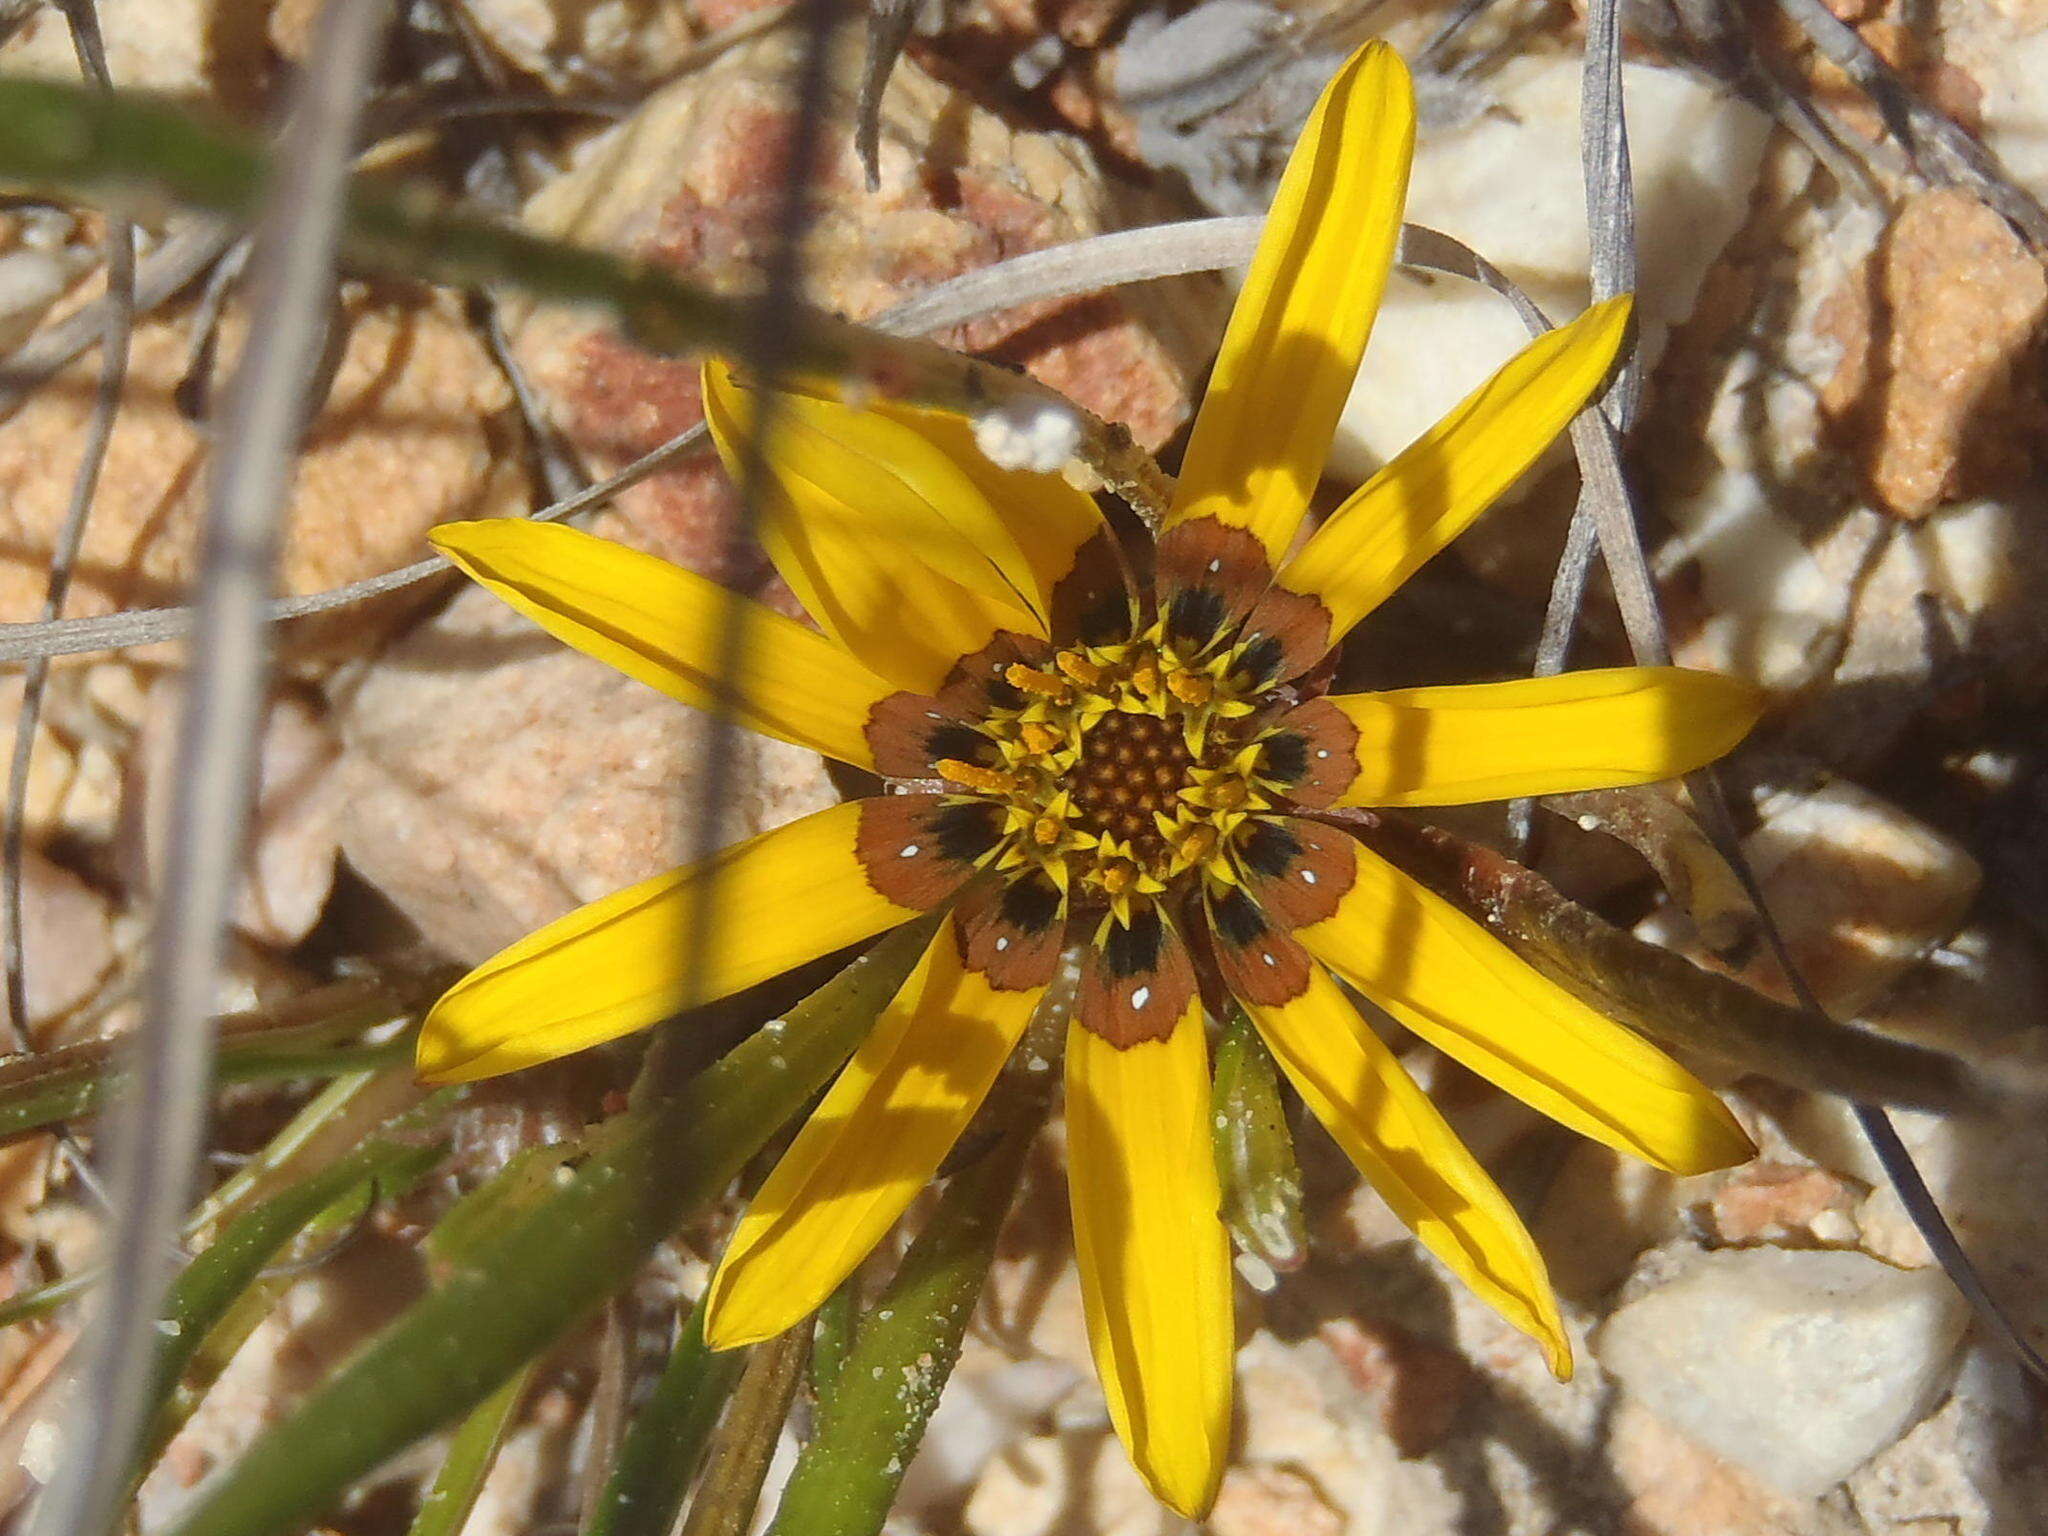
[{"x1": 508, "y1": 29, "x2": 1220, "y2": 572}]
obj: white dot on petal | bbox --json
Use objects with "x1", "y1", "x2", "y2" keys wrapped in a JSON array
[
  {"x1": 995, "y1": 936, "x2": 1011, "y2": 951},
  {"x1": 1300, "y1": 869, "x2": 1318, "y2": 884},
  {"x1": 1316, "y1": 749, "x2": 1331, "y2": 759},
  {"x1": 900, "y1": 844, "x2": 921, "y2": 858},
  {"x1": 1261, "y1": 952, "x2": 1277, "y2": 967},
  {"x1": 1208, "y1": 558, "x2": 1223, "y2": 573},
  {"x1": 1131, "y1": 986, "x2": 1152, "y2": 1010}
]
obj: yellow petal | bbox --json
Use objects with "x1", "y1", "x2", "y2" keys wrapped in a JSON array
[
  {"x1": 418, "y1": 801, "x2": 915, "y2": 1084},
  {"x1": 431, "y1": 519, "x2": 887, "y2": 770},
  {"x1": 1295, "y1": 838, "x2": 1753, "y2": 1174},
  {"x1": 778, "y1": 383, "x2": 1109, "y2": 623},
  {"x1": 1278, "y1": 296, "x2": 1633, "y2": 643},
  {"x1": 1166, "y1": 41, "x2": 1415, "y2": 563},
  {"x1": 702, "y1": 915, "x2": 1042, "y2": 1347},
  {"x1": 703, "y1": 358, "x2": 1045, "y2": 692},
  {"x1": 1245, "y1": 963, "x2": 1569, "y2": 1376},
  {"x1": 1328, "y1": 666, "x2": 1767, "y2": 807},
  {"x1": 1066, "y1": 1002, "x2": 1234, "y2": 1518}
]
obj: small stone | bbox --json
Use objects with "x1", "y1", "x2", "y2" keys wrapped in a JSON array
[
  {"x1": 1638, "y1": 773, "x2": 1979, "y2": 1019},
  {"x1": 335, "y1": 580, "x2": 838, "y2": 965},
  {"x1": 1605, "y1": 1396, "x2": 1821, "y2": 1536},
  {"x1": 1594, "y1": 1246, "x2": 1970, "y2": 1498},
  {"x1": 0, "y1": 848, "x2": 114, "y2": 1032},
  {"x1": 1819, "y1": 189, "x2": 2048, "y2": 520},
  {"x1": 0, "y1": 291, "x2": 526, "y2": 644},
  {"x1": 1708, "y1": 1160, "x2": 1860, "y2": 1246},
  {"x1": 129, "y1": 683, "x2": 342, "y2": 949}
]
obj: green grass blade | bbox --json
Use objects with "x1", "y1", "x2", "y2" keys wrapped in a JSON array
[
  {"x1": 165, "y1": 918, "x2": 934, "y2": 1536},
  {"x1": 406, "y1": 1363, "x2": 536, "y2": 1536},
  {"x1": 585, "y1": 1304, "x2": 742, "y2": 1536},
  {"x1": 154, "y1": 1093, "x2": 460, "y2": 1414}
]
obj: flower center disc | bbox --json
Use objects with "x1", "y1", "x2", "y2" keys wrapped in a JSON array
[{"x1": 1067, "y1": 711, "x2": 1197, "y2": 859}]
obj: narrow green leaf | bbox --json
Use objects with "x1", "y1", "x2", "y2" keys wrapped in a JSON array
[
  {"x1": 677, "y1": 1330, "x2": 808, "y2": 1536},
  {"x1": 150, "y1": 1096, "x2": 459, "y2": 1440},
  {"x1": 165, "y1": 917, "x2": 936, "y2": 1536},
  {"x1": 1211, "y1": 1008, "x2": 1306, "y2": 1274},
  {"x1": 586, "y1": 1304, "x2": 742, "y2": 1536},
  {"x1": 423, "y1": 1142, "x2": 585, "y2": 1270},
  {"x1": 407, "y1": 1364, "x2": 535, "y2": 1536},
  {"x1": 0, "y1": 1018, "x2": 415, "y2": 1144},
  {"x1": 807, "y1": 1281, "x2": 856, "y2": 1419},
  {"x1": 765, "y1": 1113, "x2": 1036, "y2": 1536},
  {"x1": 0, "y1": 1268, "x2": 91, "y2": 1330}
]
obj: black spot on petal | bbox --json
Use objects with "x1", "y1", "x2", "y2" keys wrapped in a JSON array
[
  {"x1": 1101, "y1": 905, "x2": 1166, "y2": 978},
  {"x1": 1241, "y1": 819, "x2": 1303, "y2": 880}
]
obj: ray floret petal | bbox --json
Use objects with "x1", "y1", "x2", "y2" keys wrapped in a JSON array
[
  {"x1": 1165, "y1": 37, "x2": 1416, "y2": 565},
  {"x1": 1292, "y1": 832, "x2": 1755, "y2": 1175},
  {"x1": 701, "y1": 357, "x2": 1046, "y2": 693},
  {"x1": 416, "y1": 801, "x2": 918, "y2": 1084},
  {"x1": 702, "y1": 915, "x2": 1046, "y2": 1348},
  {"x1": 1065, "y1": 1001, "x2": 1235, "y2": 1518},
  {"x1": 431, "y1": 519, "x2": 891, "y2": 770},
  {"x1": 1266, "y1": 294, "x2": 1635, "y2": 664},
  {"x1": 1316, "y1": 665, "x2": 1769, "y2": 807},
  {"x1": 1245, "y1": 964, "x2": 1570, "y2": 1375}
]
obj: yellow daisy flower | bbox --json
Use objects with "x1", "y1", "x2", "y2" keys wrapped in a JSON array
[{"x1": 417, "y1": 41, "x2": 1761, "y2": 1517}]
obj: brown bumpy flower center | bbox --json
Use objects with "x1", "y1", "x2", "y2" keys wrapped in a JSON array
[{"x1": 1066, "y1": 711, "x2": 1198, "y2": 860}]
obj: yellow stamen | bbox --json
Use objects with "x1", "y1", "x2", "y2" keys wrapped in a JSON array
[
  {"x1": 1176, "y1": 825, "x2": 1217, "y2": 865},
  {"x1": 1131, "y1": 663, "x2": 1162, "y2": 700},
  {"x1": 1167, "y1": 671, "x2": 1213, "y2": 707},
  {"x1": 1032, "y1": 815, "x2": 1064, "y2": 847},
  {"x1": 937, "y1": 758, "x2": 1017, "y2": 794},
  {"x1": 1100, "y1": 863, "x2": 1135, "y2": 896},
  {"x1": 1005, "y1": 664, "x2": 1070, "y2": 698},
  {"x1": 1021, "y1": 722, "x2": 1064, "y2": 755},
  {"x1": 1056, "y1": 651, "x2": 1103, "y2": 687}
]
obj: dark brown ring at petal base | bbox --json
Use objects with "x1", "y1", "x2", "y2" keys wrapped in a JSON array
[
  {"x1": 1235, "y1": 582, "x2": 1334, "y2": 689},
  {"x1": 855, "y1": 794, "x2": 1000, "y2": 909},
  {"x1": 1153, "y1": 515, "x2": 1281, "y2": 644},
  {"x1": 1076, "y1": 903, "x2": 1197, "y2": 1048},
  {"x1": 1049, "y1": 527, "x2": 1141, "y2": 648},
  {"x1": 864, "y1": 690, "x2": 988, "y2": 779},
  {"x1": 934, "y1": 630, "x2": 1056, "y2": 721},
  {"x1": 1236, "y1": 814, "x2": 1357, "y2": 930},
  {"x1": 1260, "y1": 698, "x2": 1361, "y2": 810},
  {"x1": 1204, "y1": 884, "x2": 1313, "y2": 1007},
  {"x1": 954, "y1": 871, "x2": 1068, "y2": 992}
]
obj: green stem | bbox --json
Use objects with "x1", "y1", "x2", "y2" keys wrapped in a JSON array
[{"x1": 677, "y1": 1330, "x2": 808, "y2": 1536}]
